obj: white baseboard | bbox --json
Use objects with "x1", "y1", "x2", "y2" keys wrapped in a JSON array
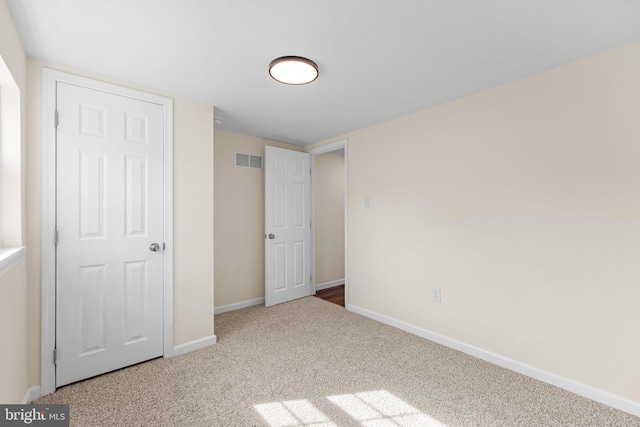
[
  {"x1": 214, "y1": 297, "x2": 264, "y2": 315},
  {"x1": 172, "y1": 334, "x2": 217, "y2": 357},
  {"x1": 22, "y1": 386, "x2": 41, "y2": 404},
  {"x1": 346, "y1": 303, "x2": 640, "y2": 417},
  {"x1": 315, "y1": 279, "x2": 345, "y2": 291}
]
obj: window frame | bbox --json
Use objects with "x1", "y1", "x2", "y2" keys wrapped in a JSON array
[{"x1": 0, "y1": 57, "x2": 26, "y2": 278}]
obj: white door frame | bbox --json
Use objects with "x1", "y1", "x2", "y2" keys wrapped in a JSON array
[
  {"x1": 308, "y1": 139, "x2": 349, "y2": 307},
  {"x1": 41, "y1": 68, "x2": 174, "y2": 395}
]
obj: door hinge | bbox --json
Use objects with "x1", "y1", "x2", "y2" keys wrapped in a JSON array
[
  {"x1": 163, "y1": 242, "x2": 166, "y2": 250},
  {"x1": 54, "y1": 111, "x2": 59, "y2": 127},
  {"x1": 53, "y1": 349, "x2": 58, "y2": 365},
  {"x1": 54, "y1": 229, "x2": 58, "y2": 246}
]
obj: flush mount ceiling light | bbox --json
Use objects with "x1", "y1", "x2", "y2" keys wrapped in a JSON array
[{"x1": 269, "y1": 56, "x2": 319, "y2": 85}]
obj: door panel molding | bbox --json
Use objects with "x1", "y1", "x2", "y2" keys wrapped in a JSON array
[{"x1": 41, "y1": 68, "x2": 174, "y2": 395}]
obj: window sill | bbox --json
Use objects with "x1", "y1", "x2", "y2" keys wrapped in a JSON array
[{"x1": 0, "y1": 246, "x2": 26, "y2": 278}]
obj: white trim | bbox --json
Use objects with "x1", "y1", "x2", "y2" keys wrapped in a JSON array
[
  {"x1": 162, "y1": 86, "x2": 175, "y2": 359},
  {"x1": 0, "y1": 246, "x2": 25, "y2": 278},
  {"x1": 214, "y1": 297, "x2": 265, "y2": 315},
  {"x1": 172, "y1": 334, "x2": 217, "y2": 357},
  {"x1": 310, "y1": 154, "x2": 317, "y2": 295},
  {"x1": 344, "y1": 142, "x2": 349, "y2": 307},
  {"x1": 347, "y1": 303, "x2": 640, "y2": 417},
  {"x1": 40, "y1": 68, "x2": 174, "y2": 395},
  {"x1": 41, "y1": 68, "x2": 57, "y2": 396},
  {"x1": 22, "y1": 386, "x2": 41, "y2": 404},
  {"x1": 315, "y1": 279, "x2": 345, "y2": 291},
  {"x1": 308, "y1": 139, "x2": 349, "y2": 306},
  {"x1": 308, "y1": 139, "x2": 348, "y2": 154}
]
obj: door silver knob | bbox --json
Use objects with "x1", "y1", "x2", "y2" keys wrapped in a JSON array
[
  {"x1": 268, "y1": 234, "x2": 275, "y2": 239},
  {"x1": 149, "y1": 243, "x2": 161, "y2": 252}
]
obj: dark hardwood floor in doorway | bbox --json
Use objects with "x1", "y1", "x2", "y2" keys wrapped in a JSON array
[{"x1": 314, "y1": 285, "x2": 345, "y2": 307}]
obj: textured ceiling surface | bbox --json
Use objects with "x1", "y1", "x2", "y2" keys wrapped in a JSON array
[{"x1": 7, "y1": 0, "x2": 640, "y2": 145}]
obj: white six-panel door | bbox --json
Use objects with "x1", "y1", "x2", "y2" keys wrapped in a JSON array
[
  {"x1": 55, "y1": 82, "x2": 165, "y2": 386},
  {"x1": 265, "y1": 146, "x2": 312, "y2": 307}
]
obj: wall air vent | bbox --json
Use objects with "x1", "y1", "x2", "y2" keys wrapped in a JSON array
[{"x1": 235, "y1": 151, "x2": 263, "y2": 170}]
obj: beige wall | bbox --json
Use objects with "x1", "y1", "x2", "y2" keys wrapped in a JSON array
[
  {"x1": 314, "y1": 152, "x2": 344, "y2": 285},
  {"x1": 25, "y1": 59, "x2": 215, "y2": 388},
  {"x1": 0, "y1": 260, "x2": 28, "y2": 403},
  {"x1": 322, "y1": 42, "x2": 640, "y2": 404},
  {"x1": 172, "y1": 98, "x2": 215, "y2": 344},
  {"x1": 214, "y1": 130, "x2": 302, "y2": 307},
  {"x1": 0, "y1": 0, "x2": 29, "y2": 403}
]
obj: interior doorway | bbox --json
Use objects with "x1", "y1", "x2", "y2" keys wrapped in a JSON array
[
  {"x1": 264, "y1": 146, "x2": 312, "y2": 307},
  {"x1": 55, "y1": 81, "x2": 166, "y2": 387},
  {"x1": 41, "y1": 69, "x2": 174, "y2": 395},
  {"x1": 309, "y1": 140, "x2": 349, "y2": 307}
]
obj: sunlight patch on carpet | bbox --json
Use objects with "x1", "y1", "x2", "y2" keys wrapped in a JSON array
[
  {"x1": 254, "y1": 399, "x2": 337, "y2": 427},
  {"x1": 327, "y1": 390, "x2": 446, "y2": 427},
  {"x1": 254, "y1": 390, "x2": 446, "y2": 427}
]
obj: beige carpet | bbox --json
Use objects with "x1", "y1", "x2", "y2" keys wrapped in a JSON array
[{"x1": 37, "y1": 297, "x2": 639, "y2": 426}]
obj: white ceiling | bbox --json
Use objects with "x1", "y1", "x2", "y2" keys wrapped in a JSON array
[{"x1": 7, "y1": 0, "x2": 640, "y2": 146}]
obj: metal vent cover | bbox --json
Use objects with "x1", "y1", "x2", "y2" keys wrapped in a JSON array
[{"x1": 235, "y1": 151, "x2": 263, "y2": 170}]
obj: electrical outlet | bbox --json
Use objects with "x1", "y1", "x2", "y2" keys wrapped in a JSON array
[{"x1": 432, "y1": 287, "x2": 441, "y2": 303}]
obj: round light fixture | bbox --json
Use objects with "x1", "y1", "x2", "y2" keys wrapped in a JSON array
[{"x1": 269, "y1": 56, "x2": 319, "y2": 85}]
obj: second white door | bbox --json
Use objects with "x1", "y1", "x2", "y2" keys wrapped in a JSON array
[
  {"x1": 55, "y1": 82, "x2": 165, "y2": 387},
  {"x1": 265, "y1": 146, "x2": 312, "y2": 306}
]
